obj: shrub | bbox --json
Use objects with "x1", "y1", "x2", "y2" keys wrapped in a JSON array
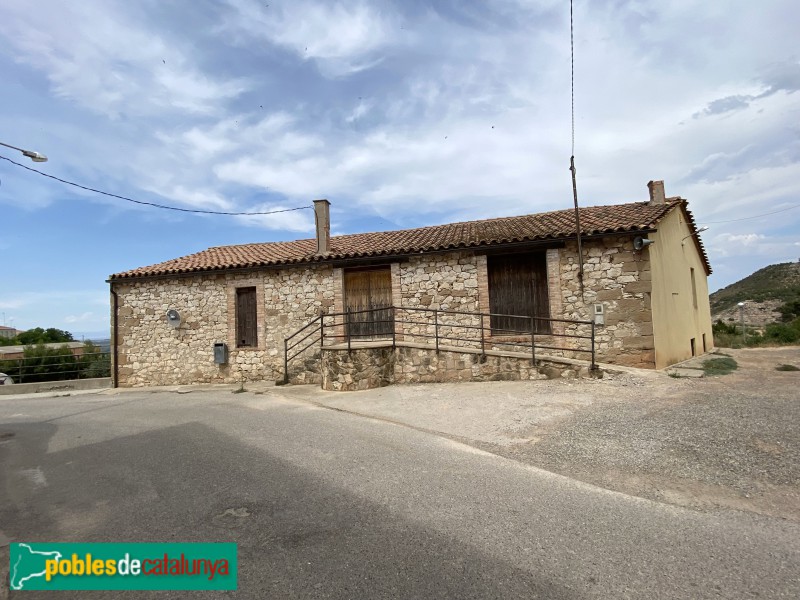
[
  {"x1": 778, "y1": 300, "x2": 800, "y2": 322},
  {"x1": 78, "y1": 342, "x2": 111, "y2": 378},
  {"x1": 0, "y1": 341, "x2": 110, "y2": 383},
  {"x1": 0, "y1": 344, "x2": 79, "y2": 383},
  {"x1": 702, "y1": 356, "x2": 738, "y2": 376},
  {"x1": 713, "y1": 320, "x2": 738, "y2": 335},
  {"x1": 764, "y1": 322, "x2": 800, "y2": 344}
]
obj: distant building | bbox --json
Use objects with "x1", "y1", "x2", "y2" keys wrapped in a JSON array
[
  {"x1": 0, "y1": 341, "x2": 86, "y2": 361},
  {"x1": 0, "y1": 326, "x2": 19, "y2": 340}
]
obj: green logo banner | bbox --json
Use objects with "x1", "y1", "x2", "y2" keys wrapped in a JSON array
[{"x1": 9, "y1": 543, "x2": 237, "y2": 591}]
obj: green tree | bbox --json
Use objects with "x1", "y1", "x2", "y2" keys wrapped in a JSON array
[
  {"x1": 15, "y1": 327, "x2": 74, "y2": 345},
  {"x1": 0, "y1": 344, "x2": 78, "y2": 383},
  {"x1": 778, "y1": 299, "x2": 800, "y2": 322},
  {"x1": 77, "y1": 341, "x2": 111, "y2": 378}
]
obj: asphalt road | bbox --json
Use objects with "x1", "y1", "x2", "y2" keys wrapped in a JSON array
[{"x1": 1, "y1": 389, "x2": 799, "y2": 599}]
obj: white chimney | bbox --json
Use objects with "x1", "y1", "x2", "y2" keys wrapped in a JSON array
[
  {"x1": 313, "y1": 199, "x2": 330, "y2": 254},
  {"x1": 647, "y1": 180, "x2": 665, "y2": 205}
]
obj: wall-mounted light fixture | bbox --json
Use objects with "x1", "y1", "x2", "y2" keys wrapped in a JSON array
[
  {"x1": 166, "y1": 309, "x2": 182, "y2": 329},
  {"x1": 682, "y1": 225, "x2": 709, "y2": 246}
]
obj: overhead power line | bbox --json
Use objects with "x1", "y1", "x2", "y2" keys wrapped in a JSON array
[
  {"x1": 0, "y1": 154, "x2": 311, "y2": 216},
  {"x1": 701, "y1": 203, "x2": 800, "y2": 224}
]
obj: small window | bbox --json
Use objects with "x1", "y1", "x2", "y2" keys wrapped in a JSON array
[
  {"x1": 236, "y1": 287, "x2": 257, "y2": 348},
  {"x1": 690, "y1": 268, "x2": 698, "y2": 309},
  {"x1": 690, "y1": 337, "x2": 696, "y2": 357}
]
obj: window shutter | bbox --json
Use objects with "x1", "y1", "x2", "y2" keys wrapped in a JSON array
[
  {"x1": 344, "y1": 267, "x2": 393, "y2": 339},
  {"x1": 488, "y1": 253, "x2": 551, "y2": 334},
  {"x1": 236, "y1": 287, "x2": 258, "y2": 347}
]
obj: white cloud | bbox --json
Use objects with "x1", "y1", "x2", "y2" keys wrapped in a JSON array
[
  {"x1": 1, "y1": 0, "x2": 799, "y2": 304},
  {"x1": 345, "y1": 100, "x2": 373, "y2": 124},
  {"x1": 234, "y1": 206, "x2": 316, "y2": 233},
  {"x1": 706, "y1": 232, "x2": 800, "y2": 262},
  {"x1": 64, "y1": 312, "x2": 95, "y2": 324},
  {"x1": 0, "y1": 291, "x2": 109, "y2": 333},
  {"x1": 0, "y1": 1, "x2": 248, "y2": 118},
  {"x1": 715, "y1": 233, "x2": 765, "y2": 246},
  {"x1": 223, "y1": 0, "x2": 399, "y2": 77}
]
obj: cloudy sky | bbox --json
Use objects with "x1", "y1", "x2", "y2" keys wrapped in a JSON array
[{"x1": 1, "y1": 0, "x2": 798, "y2": 337}]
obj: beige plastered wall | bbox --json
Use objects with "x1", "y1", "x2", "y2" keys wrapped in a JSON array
[{"x1": 648, "y1": 208, "x2": 713, "y2": 368}]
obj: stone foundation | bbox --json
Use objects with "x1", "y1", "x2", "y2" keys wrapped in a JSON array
[
  {"x1": 320, "y1": 344, "x2": 597, "y2": 391},
  {"x1": 320, "y1": 347, "x2": 395, "y2": 391}
]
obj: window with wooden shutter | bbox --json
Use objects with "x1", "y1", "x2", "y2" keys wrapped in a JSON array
[
  {"x1": 236, "y1": 287, "x2": 258, "y2": 348},
  {"x1": 488, "y1": 252, "x2": 551, "y2": 334}
]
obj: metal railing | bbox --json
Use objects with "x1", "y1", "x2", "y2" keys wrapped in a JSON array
[
  {"x1": 0, "y1": 350, "x2": 111, "y2": 384},
  {"x1": 283, "y1": 306, "x2": 595, "y2": 383}
]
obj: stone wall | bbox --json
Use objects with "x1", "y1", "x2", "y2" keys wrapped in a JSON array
[
  {"x1": 115, "y1": 275, "x2": 231, "y2": 386},
  {"x1": 320, "y1": 347, "x2": 394, "y2": 391},
  {"x1": 320, "y1": 345, "x2": 594, "y2": 391},
  {"x1": 395, "y1": 252, "x2": 482, "y2": 347},
  {"x1": 114, "y1": 265, "x2": 336, "y2": 387},
  {"x1": 557, "y1": 237, "x2": 655, "y2": 368}
]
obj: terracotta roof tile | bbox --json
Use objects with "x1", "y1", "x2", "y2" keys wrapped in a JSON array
[{"x1": 110, "y1": 200, "x2": 711, "y2": 279}]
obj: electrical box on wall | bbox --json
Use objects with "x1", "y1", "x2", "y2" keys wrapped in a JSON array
[
  {"x1": 593, "y1": 303, "x2": 605, "y2": 325},
  {"x1": 213, "y1": 342, "x2": 228, "y2": 365}
]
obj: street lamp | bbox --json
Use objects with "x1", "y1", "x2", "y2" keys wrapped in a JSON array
[
  {"x1": 681, "y1": 225, "x2": 709, "y2": 245},
  {"x1": 0, "y1": 140, "x2": 48, "y2": 163},
  {"x1": 738, "y1": 302, "x2": 746, "y2": 344}
]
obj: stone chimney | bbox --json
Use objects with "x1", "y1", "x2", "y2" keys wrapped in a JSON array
[
  {"x1": 313, "y1": 199, "x2": 330, "y2": 254},
  {"x1": 647, "y1": 180, "x2": 665, "y2": 205}
]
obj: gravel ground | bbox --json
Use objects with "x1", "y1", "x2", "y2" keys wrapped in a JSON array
[{"x1": 293, "y1": 346, "x2": 800, "y2": 521}]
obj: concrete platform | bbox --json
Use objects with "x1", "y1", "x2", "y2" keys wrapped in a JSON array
[{"x1": 0, "y1": 377, "x2": 111, "y2": 396}]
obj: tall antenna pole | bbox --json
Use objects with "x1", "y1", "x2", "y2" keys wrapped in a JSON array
[{"x1": 569, "y1": 0, "x2": 585, "y2": 293}]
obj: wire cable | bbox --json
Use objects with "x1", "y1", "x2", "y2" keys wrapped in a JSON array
[
  {"x1": 701, "y1": 204, "x2": 800, "y2": 224},
  {"x1": 0, "y1": 154, "x2": 311, "y2": 216}
]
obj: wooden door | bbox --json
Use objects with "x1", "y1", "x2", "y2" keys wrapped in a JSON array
[
  {"x1": 236, "y1": 287, "x2": 258, "y2": 347},
  {"x1": 344, "y1": 267, "x2": 393, "y2": 339},
  {"x1": 488, "y1": 253, "x2": 551, "y2": 334}
]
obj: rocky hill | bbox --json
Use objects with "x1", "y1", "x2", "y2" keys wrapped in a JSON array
[{"x1": 710, "y1": 262, "x2": 800, "y2": 325}]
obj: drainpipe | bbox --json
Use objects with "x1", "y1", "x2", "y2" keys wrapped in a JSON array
[{"x1": 110, "y1": 284, "x2": 119, "y2": 388}]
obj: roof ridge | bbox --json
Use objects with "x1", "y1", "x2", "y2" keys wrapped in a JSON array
[
  {"x1": 109, "y1": 199, "x2": 702, "y2": 280},
  {"x1": 216, "y1": 200, "x2": 668, "y2": 250},
  {"x1": 208, "y1": 238, "x2": 315, "y2": 250}
]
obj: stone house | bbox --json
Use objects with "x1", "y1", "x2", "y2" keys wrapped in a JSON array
[
  {"x1": 0, "y1": 326, "x2": 19, "y2": 340},
  {"x1": 108, "y1": 180, "x2": 712, "y2": 388}
]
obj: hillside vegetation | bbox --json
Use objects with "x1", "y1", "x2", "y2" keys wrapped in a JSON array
[
  {"x1": 710, "y1": 262, "x2": 800, "y2": 314},
  {"x1": 711, "y1": 261, "x2": 800, "y2": 348}
]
